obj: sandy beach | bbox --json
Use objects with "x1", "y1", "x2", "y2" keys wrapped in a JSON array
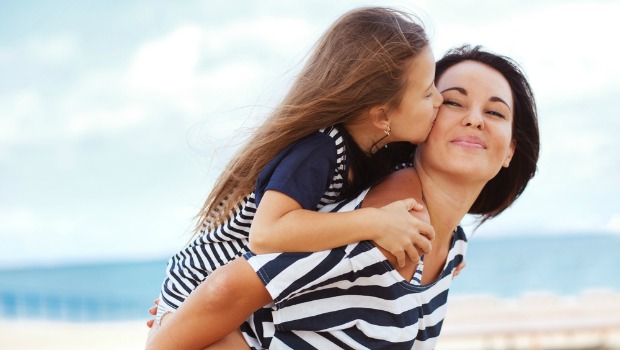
[
  {"x1": 438, "y1": 290, "x2": 620, "y2": 350},
  {"x1": 1, "y1": 290, "x2": 620, "y2": 350},
  {"x1": 0, "y1": 319, "x2": 149, "y2": 350}
]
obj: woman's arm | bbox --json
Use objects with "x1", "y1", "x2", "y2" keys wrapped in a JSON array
[
  {"x1": 250, "y1": 190, "x2": 434, "y2": 267},
  {"x1": 146, "y1": 258, "x2": 271, "y2": 350}
]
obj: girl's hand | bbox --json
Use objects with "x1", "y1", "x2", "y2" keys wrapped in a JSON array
[
  {"x1": 373, "y1": 198, "x2": 435, "y2": 267},
  {"x1": 453, "y1": 260, "x2": 467, "y2": 279},
  {"x1": 146, "y1": 298, "x2": 159, "y2": 328}
]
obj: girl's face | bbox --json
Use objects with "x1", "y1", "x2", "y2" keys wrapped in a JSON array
[
  {"x1": 388, "y1": 46, "x2": 443, "y2": 144},
  {"x1": 419, "y1": 60, "x2": 515, "y2": 181}
]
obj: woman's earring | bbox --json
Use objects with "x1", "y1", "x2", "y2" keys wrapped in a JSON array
[{"x1": 384, "y1": 124, "x2": 391, "y2": 136}]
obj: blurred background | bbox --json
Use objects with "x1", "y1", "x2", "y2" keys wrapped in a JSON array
[{"x1": 1, "y1": 0, "x2": 619, "y2": 349}]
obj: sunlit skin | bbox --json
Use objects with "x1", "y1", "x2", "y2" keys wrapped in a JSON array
[
  {"x1": 345, "y1": 46, "x2": 443, "y2": 153},
  {"x1": 385, "y1": 46, "x2": 444, "y2": 144},
  {"x1": 407, "y1": 60, "x2": 516, "y2": 284},
  {"x1": 418, "y1": 60, "x2": 515, "y2": 186}
]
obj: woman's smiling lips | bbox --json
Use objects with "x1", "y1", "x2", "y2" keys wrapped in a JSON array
[{"x1": 451, "y1": 135, "x2": 487, "y2": 149}]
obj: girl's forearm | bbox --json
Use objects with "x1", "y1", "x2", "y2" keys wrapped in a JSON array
[
  {"x1": 251, "y1": 189, "x2": 390, "y2": 254},
  {"x1": 250, "y1": 185, "x2": 433, "y2": 268},
  {"x1": 250, "y1": 207, "x2": 382, "y2": 253}
]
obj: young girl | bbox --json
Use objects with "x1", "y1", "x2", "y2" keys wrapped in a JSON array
[{"x1": 154, "y1": 7, "x2": 443, "y2": 326}]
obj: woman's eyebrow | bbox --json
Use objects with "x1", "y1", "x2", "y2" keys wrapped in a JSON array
[
  {"x1": 441, "y1": 86, "x2": 512, "y2": 111},
  {"x1": 490, "y1": 96, "x2": 512, "y2": 112},
  {"x1": 440, "y1": 87, "x2": 466, "y2": 95}
]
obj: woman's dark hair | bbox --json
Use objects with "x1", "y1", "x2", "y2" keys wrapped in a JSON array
[{"x1": 435, "y1": 45, "x2": 540, "y2": 223}]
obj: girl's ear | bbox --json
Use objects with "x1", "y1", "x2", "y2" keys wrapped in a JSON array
[{"x1": 369, "y1": 104, "x2": 390, "y2": 131}]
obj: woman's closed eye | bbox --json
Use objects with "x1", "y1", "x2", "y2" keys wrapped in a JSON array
[
  {"x1": 442, "y1": 99, "x2": 461, "y2": 107},
  {"x1": 487, "y1": 110, "x2": 506, "y2": 119}
]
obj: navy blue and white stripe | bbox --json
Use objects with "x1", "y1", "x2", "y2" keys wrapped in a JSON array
[
  {"x1": 241, "y1": 190, "x2": 468, "y2": 350},
  {"x1": 157, "y1": 126, "x2": 348, "y2": 316}
]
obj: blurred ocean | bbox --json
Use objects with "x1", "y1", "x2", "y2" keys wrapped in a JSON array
[{"x1": 0, "y1": 233, "x2": 618, "y2": 321}]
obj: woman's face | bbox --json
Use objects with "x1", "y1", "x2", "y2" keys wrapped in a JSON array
[
  {"x1": 387, "y1": 46, "x2": 443, "y2": 144},
  {"x1": 419, "y1": 60, "x2": 515, "y2": 182}
]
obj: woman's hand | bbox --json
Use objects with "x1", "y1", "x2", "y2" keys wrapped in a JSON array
[{"x1": 373, "y1": 198, "x2": 435, "y2": 267}]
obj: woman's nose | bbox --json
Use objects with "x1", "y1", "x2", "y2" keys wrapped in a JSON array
[{"x1": 462, "y1": 109, "x2": 484, "y2": 129}]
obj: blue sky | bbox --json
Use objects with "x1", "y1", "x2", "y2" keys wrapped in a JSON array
[{"x1": 1, "y1": 0, "x2": 619, "y2": 267}]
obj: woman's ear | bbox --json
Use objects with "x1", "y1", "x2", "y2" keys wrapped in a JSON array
[
  {"x1": 369, "y1": 105, "x2": 390, "y2": 131},
  {"x1": 503, "y1": 139, "x2": 516, "y2": 168}
]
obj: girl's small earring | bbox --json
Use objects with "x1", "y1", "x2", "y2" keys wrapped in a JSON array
[{"x1": 384, "y1": 124, "x2": 391, "y2": 136}]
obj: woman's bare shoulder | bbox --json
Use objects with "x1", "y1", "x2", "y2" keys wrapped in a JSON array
[{"x1": 365, "y1": 167, "x2": 422, "y2": 207}]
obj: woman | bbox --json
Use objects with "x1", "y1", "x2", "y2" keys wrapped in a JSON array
[{"x1": 146, "y1": 45, "x2": 540, "y2": 350}]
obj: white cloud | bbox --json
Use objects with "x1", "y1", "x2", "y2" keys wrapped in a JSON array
[
  {"x1": 538, "y1": 112, "x2": 613, "y2": 180},
  {"x1": 203, "y1": 61, "x2": 264, "y2": 96},
  {"x1": 207, "y1": 16, "x2": 314, "y2": 55},
  {"x1": 0, "y1": 90, "x2": 42, "y2": 143},
  {"x1": 25, "y1": 35, "x2": 78, "y2": 63},
  {"x1": 607, "y1": 215, "x2": 620, "y2": 234},
  {"x1": 125, "y1": 23, "x2": 281, "y2": 118},
  {"x1": 0, "y1": 75, "x2": 151, "y2": 147},
  {"x1": 128, "y1": 25, "x2": 204, "y2": 95},
  {"x1": 66, "y1": 104, "x2": 147, "y2": 136},
  {"x1": 0, "y1": 207, "x2": 78, "y2": 236},
  {"x1": 433, "y1": 2, "x2": 620, "y2": 102},
  {"x1": 0, "y1": 207, "x2": 41, "y2": 233},
  {"x1": 0, "y1": 35, "x2": 78, "y2": 67}
]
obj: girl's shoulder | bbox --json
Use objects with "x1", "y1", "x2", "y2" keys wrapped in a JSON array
[
  {"x1": 318, "y1": 125, "x2": 345, "y2": 145},
  {"x1": 294, "y1": 125, "x2": 344, "y2": 149}
]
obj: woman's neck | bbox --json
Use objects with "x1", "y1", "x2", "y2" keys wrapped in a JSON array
[{"x1": 415, "y1": 161, "x2": 485, "y2": 240}]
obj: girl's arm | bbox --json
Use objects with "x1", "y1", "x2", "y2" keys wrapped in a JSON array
[
  {"x1": 145, "y1": 258, "x2": 271, "y2": 350},
  {"x1": 250, "y1": 188, "x2": 435, "y2": 267}
]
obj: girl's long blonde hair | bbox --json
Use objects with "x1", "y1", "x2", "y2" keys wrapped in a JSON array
[{"x1": 195, "y1": 7, "x2": 429, "y2": 232}]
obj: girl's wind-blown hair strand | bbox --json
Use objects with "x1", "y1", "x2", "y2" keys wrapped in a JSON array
[{"x1": 194, "y1": 7, "x2": 430, "y2": 233}]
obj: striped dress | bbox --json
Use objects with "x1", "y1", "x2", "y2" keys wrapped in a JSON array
[
  {"x1": 241, "y1": 189, "x2": 468, "y2": 350},
  {"x1": 157, "y1": 126, "x2": 349, "y2": 317}
]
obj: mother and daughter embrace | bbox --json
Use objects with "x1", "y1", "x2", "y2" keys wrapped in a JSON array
[{"x1": 145, "y1": 6, "x2": 539, "y2": 350}]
